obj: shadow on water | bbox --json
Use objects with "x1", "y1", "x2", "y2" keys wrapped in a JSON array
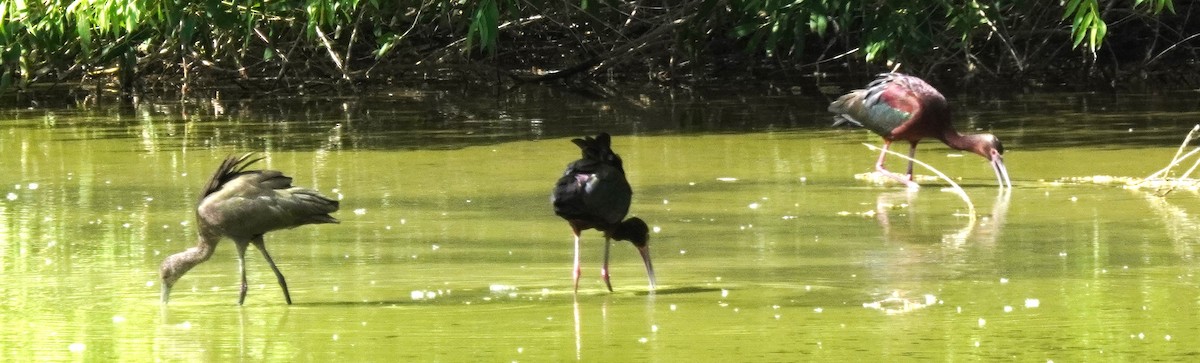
[
  {"x1": 6, "y1": 81, "x2": 1200, "y2": 154},
  {"x1": 633, "y1": 286, "x2": 724, "y2": 296}
]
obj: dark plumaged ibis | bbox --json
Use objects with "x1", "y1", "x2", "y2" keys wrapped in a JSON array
[
  {"x1": 829, "y1": 73, "x2": 1011, "y2": 188},
  {"x1": 551, "y1": 133, "x2": 655, "y2": 292},
  {"x1": 160, "y1": 153, "x2": 339, "y2": 305}
]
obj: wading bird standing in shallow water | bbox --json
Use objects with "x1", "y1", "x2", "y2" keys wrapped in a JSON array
[
  {"x1": 829, "y1": 73, "x2": 1011, "y2": 188},
  {"x1": 160, "y1": 153, "x2": 339, "y2": 305},
  {"x1": 552, "y1": 133, "x2": 655, "y2": 292}
]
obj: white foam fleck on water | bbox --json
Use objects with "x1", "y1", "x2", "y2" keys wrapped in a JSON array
[
  {"x1": 27, "y1": 183, "x2": 38, "y2": 190},
  {"x1": 1166, "y1": 335, "x2": 1172, "y2": 341},
  {"x1": 112, "y1": 315, "x2": 126, "y2": 324},
  {"x1": 651, "y1": 325, "x2": 658, "y2": 333},
  {"x1": 353, "y1": 208, "x2": 367, "y2": 215},
  {"x1": 1003, "y1": 306, "x2": 1013, "y2": 313},
  {"x1": 1025, "y1": 298, "x2": 1040, "y2": 308},
  {"x1": 717, "y1": 177, "x2": 738, "y2": 182},
  {"x1": 669, "y1": 304, "x2": 677, "y2": 311},
  {"x1": 814, "y1": 307, "x2": 824, "y2": 313},
  {"x1": 748, "y1": 202, "x2": 760, "y2": 209},
  {"x1": 652, "y1": 226, "x2": 662, "y2": 233},
  {"x1": 721, "y1": 289, "x2": 729, "y2": 298},
  {"x1": 638, "y1": 337, "x2": 649, "y2": 343},
  {"x1": 6, "y1": 193, "x2": 16, "y2": 201},
  {"x1": 662, "y1": 199, "x2": 669, "y2": 204},
  {"x1": 999, "y1": 277, "x2": 1009, "y2": 284},
  {"x1": 332, "y1": 334, "x2": 339, "y2": 341},
  {"x1": 978, "y1": 318, "x2": 986, "y2": 327},
  {"x1": 432, "y1": 244, "x2": 440, "y2": 251},
  {"x1": 410, "y1": 291, "x2": 425, "y2": 300},
  {"x1": 68, "y1": 343, "x2": 85, "y2": 353},
  {"x1": 179, "y1": 321, "x2": 192, "y2": 329}
]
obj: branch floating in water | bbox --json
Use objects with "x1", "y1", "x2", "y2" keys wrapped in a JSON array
[{"x1": 862, "y1": 143, "x2": 976, "y2": 219}]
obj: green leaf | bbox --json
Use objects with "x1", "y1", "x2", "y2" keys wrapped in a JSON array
[
  {"x1": 810, "y1": 14, "x2": 827, "y2": 35},
  {"x1": 180, "y1": 16, "x2": 196, "y2": 45},
  {"x1": 732, "y1": 23, "x2": 762, "y2": 37},
  {"x1": 1, "y1": 70, "x2": 12, "y2": 91},
  {"x1": 1063, "y1": 0, "x2": 1082, "y2": 20},
  {"x1": 76, "y1": 14, "x2": 91, "y2": 53},
  {"x1": 1070, "y1": 10, "x2": 1086, "y2": 47}
]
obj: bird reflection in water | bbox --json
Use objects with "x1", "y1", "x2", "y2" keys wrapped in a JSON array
[{"x1": 864, "y1": 189, "x2": 1011, "y2": 313}]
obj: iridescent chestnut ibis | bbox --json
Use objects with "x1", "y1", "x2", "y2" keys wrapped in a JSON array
[
  {"x1": 551, "y1": 133, "x2": 655, "y2": 292},
  {"x1": 159, "y1": 153, "x2": 339, "y2": 305},
  {"x1": 829, "y1": 73, "x2": 1012, "y2": 188}
]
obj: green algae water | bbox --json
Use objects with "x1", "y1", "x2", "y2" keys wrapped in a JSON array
[{"x1": 2, "y1": 86, "x2": 1200, "y2": 361}]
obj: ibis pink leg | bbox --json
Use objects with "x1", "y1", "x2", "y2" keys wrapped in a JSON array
[
  {"x1": 572, "y1": 228, "x2": 582, "y2": 293},
  {"x1": 905, "y1": 142, "x2": 918, "y2": 178},
  {"x1": 874, "y1": 140, "x2": 921, "y2": 189},
  {"x1": 602, "y1": 237, "x2": 613, "y2": 292}
]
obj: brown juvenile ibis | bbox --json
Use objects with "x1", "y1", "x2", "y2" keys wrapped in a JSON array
[
  {"x1": 551, "y1": 133, "x2": 655, "y2": 292},
  {"x1": 159, "y1": 153, "x2": 339, "y2": 305},
  {"x1": 829, "y1": 73, "x2": 1011, "y2": 188}
]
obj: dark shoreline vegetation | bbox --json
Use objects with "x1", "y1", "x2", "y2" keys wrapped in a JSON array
[{"x1": 0, "y1": 0, "x2": 1194, "y2": 103}]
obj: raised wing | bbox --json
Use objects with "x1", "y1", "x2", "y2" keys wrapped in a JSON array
[{"x1": 198, "y1": 156, "x2": 339, "y2": 237}]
